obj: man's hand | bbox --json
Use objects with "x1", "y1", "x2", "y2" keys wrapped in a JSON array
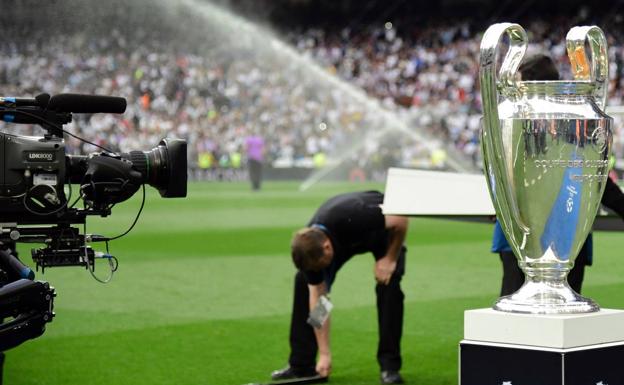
[
  {"x1": 316, "y1": 352, "x2": 332, "y2": 377},
  {"x1": 375, "y1": 255, "x2": 397, "y2": 285},
  {"x1": 376, "y1": 215, "x2": 407, "y2": 285},
  {"x1": 309, "y1": 283, "x2": 331, "y2": 377}
]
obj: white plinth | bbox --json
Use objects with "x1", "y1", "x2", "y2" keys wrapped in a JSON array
[
  {"x1": 464, "y1": 308, "x2": 624, "y2": 349},
  {"x1": 382, "y1": 168, "x2": 495, "y2": 216}
]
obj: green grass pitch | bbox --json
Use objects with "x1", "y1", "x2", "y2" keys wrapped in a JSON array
[{"x1": 5, "y1": 181, "x2": 624, "y2": 385}]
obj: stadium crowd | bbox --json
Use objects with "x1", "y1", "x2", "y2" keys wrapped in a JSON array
[
  {"x1": 290, "y1": 15, "x2": 624, "y2": 163},
  {"x1": 2, "y1": 5, "x2": 624, "y2": 179}
]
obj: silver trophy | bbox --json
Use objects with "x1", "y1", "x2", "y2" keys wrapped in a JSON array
[{"x1": 480, "y1": 23, "x2": 612, "y2": 314}]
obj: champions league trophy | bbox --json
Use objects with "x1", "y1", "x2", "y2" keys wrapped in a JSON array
[
  {"x1": 460, "y1": 24, "x2": 624, "y2": 385},
  {"x1": 480, "y1": 23, "x2": 612, "y2": 314}
]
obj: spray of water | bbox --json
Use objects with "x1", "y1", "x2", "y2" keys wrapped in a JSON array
[
  {"x1": 13, "y1": 0, "x2": 475, "y2": 188},
  {"x1": 164, "y1": 0, "x2": 476, "y2": 190}
]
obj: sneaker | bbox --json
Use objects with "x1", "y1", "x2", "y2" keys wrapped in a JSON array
[
  {"x1": 381, "y1": 370, "x2": 404, "y2": 384},
  {"x1": 271, "y1": 365, "x2": 318, "y2": 380}
]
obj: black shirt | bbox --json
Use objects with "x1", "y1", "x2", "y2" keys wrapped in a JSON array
[
  {"x1": 304, "y1": 191, "x2": 387, "y2": 286},
  {"x1": 602, "y1": 177, "x2": 624, "y2": 219}
]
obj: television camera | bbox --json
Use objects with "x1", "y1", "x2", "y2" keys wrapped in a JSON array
[{"x1": 0, "y1": 93, "x2": 187, "y2": 352}]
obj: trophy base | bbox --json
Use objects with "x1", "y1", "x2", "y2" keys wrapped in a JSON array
[
  {"x1": 493, "y1": 281, "x2": 600, "y2": 314},
  {"x1": 461, "y1": 309, "x2": 624, "y2": 384}
]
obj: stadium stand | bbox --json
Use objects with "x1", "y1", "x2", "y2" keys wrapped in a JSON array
[{"x1": 2, "y1": 0, "x2": 624, "y2": 180}]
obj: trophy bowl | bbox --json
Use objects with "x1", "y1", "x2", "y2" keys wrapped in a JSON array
[{"x1": 480, "y1": 23, "x2": 612, "y2": 314}]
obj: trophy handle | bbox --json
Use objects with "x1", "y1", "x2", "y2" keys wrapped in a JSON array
[
  {"x1": 480, "y1": 23, "x2": 527, "y2": 97},
  {"x1": 566, "y1": 26, "x2": 609, "y2": 109},
  {"x1": 479, "y1": 23, "x2": 530, "y2": 236}
]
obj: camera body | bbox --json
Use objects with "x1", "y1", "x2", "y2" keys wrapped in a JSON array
[
  {"x1": 0, "y1": 132, "x2": 67, "y2": 218},
  {"x1": 0, "y1": 132, "x2": 187, "y2": 223},
  {"x1": 0, "y1": 93, "x2": 188, "y2": 351}
]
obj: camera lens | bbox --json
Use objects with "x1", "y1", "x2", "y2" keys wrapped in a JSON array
[{"x1": 123, "y1": 139, "x2": 187, "y2": 198}]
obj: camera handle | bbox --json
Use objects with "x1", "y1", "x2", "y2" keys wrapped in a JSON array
[
  {"x1": 0, "y1": 279, "x2": 55, "y2": 352},
  {"x1": 0, "y1": 275, "x2": 55, "y2": 385},
  {"x1": 0, "y1": 246, "x2": 55, "y2": 355}
]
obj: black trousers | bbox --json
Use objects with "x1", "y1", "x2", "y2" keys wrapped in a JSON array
[
  {"x1": 288, "y1": 249, "x2": 405, "y2": 372},
  {"x1": 248, "y1": 159, "x2": 262, "y2": 190},
  {"x1": 499, "y1": 251, "x2": 586, "y2": 296}
]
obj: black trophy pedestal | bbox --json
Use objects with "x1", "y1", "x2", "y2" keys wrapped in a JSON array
[
  {"x1": 460, "y1": 308, "x2": 624, "y2": 385},
  {"x1": 460, "y1": 340, "x2": 624, "y2": 385}
]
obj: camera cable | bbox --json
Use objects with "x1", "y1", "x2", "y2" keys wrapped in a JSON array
[
  {"x1": 103, "y1": 184, "x2": 146, "y2": 241},
  {"x1": 79, "y1": 184, "x2": 144, "y2": 282},
  {"x1": 22, "y1": 180, "x2": 72, "y2": 216},
  {"x1": 3, "y1": 108, "x2": 115, "y2": 153},
  {"x1": 82, "y1": 221, "x2": 118, "y2": 284}
]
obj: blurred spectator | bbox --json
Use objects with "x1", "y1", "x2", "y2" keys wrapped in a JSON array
[{"x1": 245, "y1": 132, "x2": 265, "y2": 190}]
